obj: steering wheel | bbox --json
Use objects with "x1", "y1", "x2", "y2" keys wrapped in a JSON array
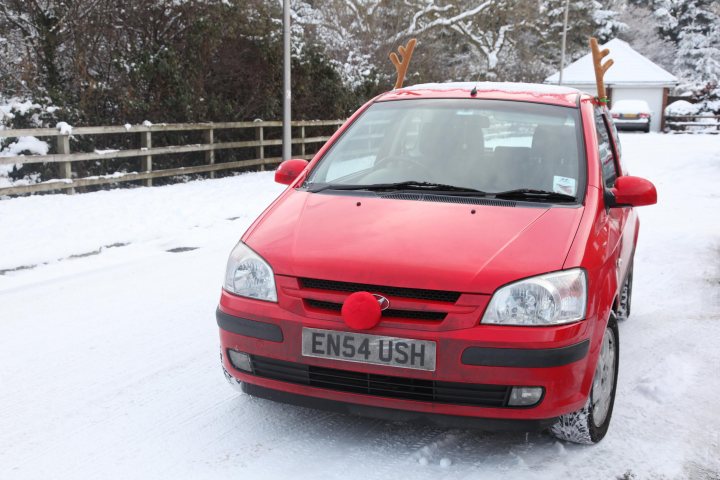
[{"x1": 374, "y1": 155, "x2": 434, "y2": 177}]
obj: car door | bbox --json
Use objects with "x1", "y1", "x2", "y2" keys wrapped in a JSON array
[
  {"x1": 605, "y1": 111, "x2": 637, "y2": 283},
  {"x1": 594, "y1": 107, "x2": 631, "y2": 292}
]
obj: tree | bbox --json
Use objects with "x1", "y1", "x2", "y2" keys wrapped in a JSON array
[
  {"x1": 671, "y1": 2, "x2": 720, "y2": 96},
  {"x1": 0, "y1": 0, "x2": 110, "y2": 103},
  {"x1": 391, "y1": 0, "x2": 536, "y2": 80},
  {"x1": 593, "y1": 0, "x2": 627, "y2": 43},
  {"x1": 536, "y1": 0, "x2": 598, "y2": 72},
  {"x1": 617, "y1": 4, "x2": 676, "y2": 72},
  {"x1": 632, "y1": 0, "x2": 720, "y2": 107}
]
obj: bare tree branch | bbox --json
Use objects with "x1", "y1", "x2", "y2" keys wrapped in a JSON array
[{"x1": 390, "y1": 1, "x2": 493, "y2": 43}]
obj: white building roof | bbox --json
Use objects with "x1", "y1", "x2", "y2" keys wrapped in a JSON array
[{"x1": 545, "y1": 39, "x2": 678, "y2": 87}]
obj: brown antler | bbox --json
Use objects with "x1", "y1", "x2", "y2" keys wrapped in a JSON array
[
  {"x1": 589, "y1": 37, "x2": 614, "y2": 103},
  {"x1": 389, "y1": 38, "x2": 417, "y2": 89}
]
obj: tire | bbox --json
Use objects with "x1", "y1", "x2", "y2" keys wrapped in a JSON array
[
  {"x1": 550, "y1": 314, "x2": 619, "y2": 444},
  {"x1": 617, "y1": 264, "x2": 633, "y2": 321}
]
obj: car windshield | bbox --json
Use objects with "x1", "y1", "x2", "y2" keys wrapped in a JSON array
[{"x1": 306, "y1": 99, "x2": 585, "y2": 200}]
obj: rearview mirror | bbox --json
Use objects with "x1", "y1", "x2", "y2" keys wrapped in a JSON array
[
  {"x1": 610, "y1": 176, "x2": 657, "y2": 207},
  {"x1": 275, "y1": 159, "x2": 309, "y2": 185}
]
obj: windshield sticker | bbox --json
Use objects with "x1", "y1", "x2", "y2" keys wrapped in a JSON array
[{"x1": 553, "y1": 176, "x2": 577, "y2": 196}]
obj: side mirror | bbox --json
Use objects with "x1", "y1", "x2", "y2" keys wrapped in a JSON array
[
  {"x1": 610, "y1": 176, "x2": 657, "y2": 207},
  {"x1": 275, "y1": 159, "x2": 309, "y2": 185}
]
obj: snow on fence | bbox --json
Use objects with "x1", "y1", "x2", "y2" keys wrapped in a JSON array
[
  {"x1": 0, "y1": 120, "x2": 344, "y2": 196},
  {"x1": 665, "y1": 115, "x2": 720, "y2": 134}
]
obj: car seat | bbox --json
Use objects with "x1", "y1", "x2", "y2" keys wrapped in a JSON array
[
  {"x1": 531, "y1": 125, "x2": 579, "y2": 192},
  {"x1": 419, "y1": 114, "x2": 486, "y2": 188}
]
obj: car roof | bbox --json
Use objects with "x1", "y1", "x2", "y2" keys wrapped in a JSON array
[{"x1": 377, "y1": 82, "x2": 585, "y2": 108}]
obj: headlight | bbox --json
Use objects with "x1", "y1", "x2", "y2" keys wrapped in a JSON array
[
  {"x1": 224, "y1": 242, "x2": 277, "y2": 302},
  {"x1": 482, "y1": 269, "x2": 586, "y2": 326}
]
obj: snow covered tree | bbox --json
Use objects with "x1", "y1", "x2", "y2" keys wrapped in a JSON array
[
  {"x1": 0, "y1": 0, "x2": 116, "y2": 103},
  {"x1": 537, "y1": 1, "x2": 597, "y2": 65},
  {"x1": 0, "y1": 14, "x2": 28, "y2": 95},
  {"x1": 617, "y1": 3, "x2": 676, "y2": 72},
  {"x1": 292, "y1": 0, "x2": 390, "y2": 88},
  {"x1": 593, "y1": 0, "x2": 627, "y2": 42},
  {"x1": 671, "y1": 2, "x2": 720, "y2": 98},
  {"x1": 390, "y1": 0, "x2": 536, "y2": 80},
  {"x1": 2, "y1": 0, "x2": 718, "y2": 124},
  {"x1": 634, "y1": 0, "x2": 720, "y2": 109}
]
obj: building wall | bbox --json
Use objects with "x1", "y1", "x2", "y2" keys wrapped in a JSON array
[
  {"x1": 611, "y1": 87, "x2": 664, "y2": 133},
  {"x1": 557, "y1": 83, "x2": 665, "y2": 133}
]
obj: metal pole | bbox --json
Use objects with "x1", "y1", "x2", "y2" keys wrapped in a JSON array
[
  {"x1": 282, "y1": 0, "x2": 292, "y2": 161},
  {"x1": 559, "y1": 0, "x2": 570, "y2": 85}
]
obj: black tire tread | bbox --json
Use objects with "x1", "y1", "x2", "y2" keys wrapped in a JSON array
[{"x1": 550, "y1": 314, "x2": 620, "y2": 444}]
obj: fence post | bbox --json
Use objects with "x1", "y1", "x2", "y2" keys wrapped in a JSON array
[
  {"x1": 204, "y1": 127, "x2": 215, "y2": 179},
  {"x1": 140, "y1": 130, "x2": 152, "y2": 187},
  {"x1": 56, "y1": 134, "x2": 73, "y2": 194},
  {"x1": 300, "y1": 126, "x2": 306, "y2": 157},
  {"x1": 256, "y1": 124, "x2": 265, "y2": 170}
]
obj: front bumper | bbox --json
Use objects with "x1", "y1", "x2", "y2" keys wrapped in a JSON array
[
  {"x1": 240, "y1": 381, "x2": 559, "y2": 431},
  {"x1": 614, "y1": 118, "x2": 650, "y2": 130},
  {"x1": 218, "y1": 290, "x2": 597, "y2": 425}
]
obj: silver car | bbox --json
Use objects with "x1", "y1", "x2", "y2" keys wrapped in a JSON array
[{"x1": 610, "y1": 99, "x2": 651, "y2": 133}]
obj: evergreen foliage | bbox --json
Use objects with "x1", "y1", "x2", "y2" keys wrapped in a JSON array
[{"x1": 0, "y1": 0, "x2": 717, "y2": 126}]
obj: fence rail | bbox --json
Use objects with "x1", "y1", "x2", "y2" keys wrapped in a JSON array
[
  {"x1": 0, "y1": 120, "x2": 344, "y2": 196},
  {"x1": 665, "y1": 115, "x2": 720, "y2": 133}
]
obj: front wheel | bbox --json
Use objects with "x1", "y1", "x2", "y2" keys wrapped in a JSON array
[{"x1": 550, "y1": 314, "x2": 619, "y2": 444}]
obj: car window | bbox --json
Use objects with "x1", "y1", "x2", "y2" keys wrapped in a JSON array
[
  {"x1": 308, "y1": 99, "x2": 585, "y2": 198},
  {"x1": 318, "y1": 110, "x2": 389, "y2": 181},
  {"x1": 607, "y1": 114, "x2": 622, "y2": 159},
  {"x1": 595, "y1": 107, "x2": 617, "y2": 188}
]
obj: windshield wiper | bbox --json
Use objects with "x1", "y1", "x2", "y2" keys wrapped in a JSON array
[
  {"x1": 491, "y1": 188, "x2": 577, "y2": 203},
  {"x1": 308, "y1": 183, "x2": 576, "y2": 202},
  {"x1": 308, "y1": 181, "x2": 487, "y2": 195}
]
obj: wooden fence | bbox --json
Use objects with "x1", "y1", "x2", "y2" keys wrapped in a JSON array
[
  {"x1": 665, "y1": 115, "x2": 720, "y2": 133},
  {"x1": 0, "y1": 120, "x2": 345, "y2": 196}
]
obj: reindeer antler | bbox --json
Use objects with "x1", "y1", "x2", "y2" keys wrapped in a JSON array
[
  {"x1": 589, "y1": 37, "x2": 614, "y2": 104},
  {"x1": 389, "y1": 38, "x2": 417, "y2": 90}
]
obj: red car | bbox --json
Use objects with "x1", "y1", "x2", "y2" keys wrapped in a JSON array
[{"x1": 217, "y1": 82, "x2": 657, "y2": 444}]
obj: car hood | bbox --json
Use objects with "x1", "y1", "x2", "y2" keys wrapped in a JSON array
[{"x1": 244, "y1": 191, "x2": 584, "y2": 294}]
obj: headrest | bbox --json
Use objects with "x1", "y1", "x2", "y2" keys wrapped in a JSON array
[
  {"x1": 420, "y1": 114, "x2": 485, "y2": 158},
  {"x1": 532, "y1": 125, "x2": 577, "y2": 161}
]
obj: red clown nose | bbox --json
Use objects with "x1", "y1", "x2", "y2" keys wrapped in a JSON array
[{"x1": 341, "y1": 291, "x2": 381, "y2": 330}]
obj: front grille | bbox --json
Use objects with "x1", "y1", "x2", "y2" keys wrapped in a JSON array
[
  {"x1": 299, "y1": 278, "x2": 461, "y2": 303},
  {"x1": 305, "y1": 299, "x2": 447, "y2": 321},
  {"x1": 250, "y1": 355, "x2": 511, "y2": 408}
]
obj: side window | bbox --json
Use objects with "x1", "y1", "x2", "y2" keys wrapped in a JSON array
[
  {"x1": 594, "y1": 108, "x2": 617, "y2": 188},
  {"x1": 608, "y1": 116, "x2": 622, "y2": 159}
]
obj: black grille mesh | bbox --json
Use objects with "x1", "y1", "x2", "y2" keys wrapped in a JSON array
[
  {"x1": 250, "y1": 355, "x2": 511, "y2": 408},
  {"x1": 305, "y1": 299, "x2": 447, "y2": 321},
  {"x1": 299, "y1": 278, "x2": 461, "y2": 303}
]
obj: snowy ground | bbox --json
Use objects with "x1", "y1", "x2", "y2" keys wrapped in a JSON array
[{"x1": 1, "y1": 134, "x2": 719, "y2": 479}]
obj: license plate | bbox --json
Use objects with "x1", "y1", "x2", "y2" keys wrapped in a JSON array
[
  {"x1": 301, "y1": 328, "x2": 436, "y2": 371},
  {"x1": 621, "y1": 113, "x2": 638, "y2": 119}
]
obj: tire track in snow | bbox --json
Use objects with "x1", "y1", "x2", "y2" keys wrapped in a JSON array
[{"x1": 2, "y1": 135, "x2": 720, "y2": 479}]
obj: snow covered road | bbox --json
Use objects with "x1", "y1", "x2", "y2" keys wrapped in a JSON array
[{"x1": 1, "y1": 134, "x2": 719, "y2": 479}]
